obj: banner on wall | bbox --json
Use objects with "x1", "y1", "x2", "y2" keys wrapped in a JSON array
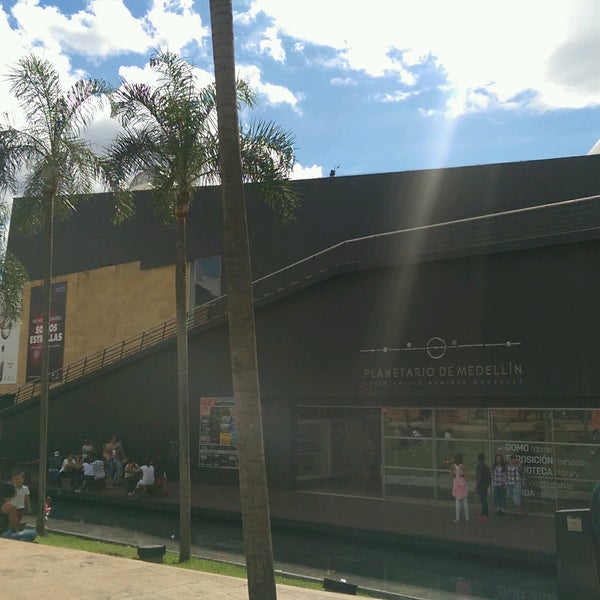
[
  {"x1": 26, "y1": 281, "x2": 67, "y2": 382},
  {"x1": 0, "y1": 308, "x2": 21, "y2": 385},
  {"x1": 198, "y1": 397, "x2": 238, "y2": 469}
]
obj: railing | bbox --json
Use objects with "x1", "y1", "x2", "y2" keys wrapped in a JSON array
[
  {"x1": 4, "y1": 304, "x2": 216, "y2": 405},
  {"x1": 2, "y1": 193, "x2": 600, "y2": 408}
]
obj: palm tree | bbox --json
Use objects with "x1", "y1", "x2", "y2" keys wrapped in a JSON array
[
  {"x1": 209, "y1": 2, "x2": 282, "y2": 597},
  {"x1": 106, "y1": 49, "x2": 297, "y2": 563},
  {"x1": 0, "y1": 54, "x2": 109, "y2": 535}
]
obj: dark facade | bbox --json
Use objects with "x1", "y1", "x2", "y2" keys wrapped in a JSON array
[{"x1": 4, "y1": 154, "x2": 600, "y2": 512}]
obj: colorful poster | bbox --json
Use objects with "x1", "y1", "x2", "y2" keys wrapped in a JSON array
[
  {"x1": 26, "y1": 281, "x2": 67, "y2": 382},
  {"x1": 198, "y1": 397, "x2": 238, "y2": 469},
  {"x1": 0, "y1": 306, "x2": 21, "y2": 385}
]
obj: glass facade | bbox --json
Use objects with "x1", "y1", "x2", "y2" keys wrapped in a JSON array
[
  {"x1": 297, "y1": 406, "x2": 600, "y2": 513},
  {"x1": 383, "y1": 407, "x2": 600, "y2": 513}
]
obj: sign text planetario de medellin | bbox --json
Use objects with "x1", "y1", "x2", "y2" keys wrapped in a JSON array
[{"x1": 360, "y1": 337, "x2": 524, "y2": 387}]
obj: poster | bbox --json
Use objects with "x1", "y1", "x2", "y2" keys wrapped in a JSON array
[
  {"x1": 198, "y1": 397, "x2": 238, "y2": 468},
  {"x1": 0, "y1": 304, "x2": 21, "y2": 385},
  {"x1": 26, "y1": 281, "x2": 67, "y2": 382}
]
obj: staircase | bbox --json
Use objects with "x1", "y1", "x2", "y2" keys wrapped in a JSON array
[{"x1": 2, "y1": 193, "x2": 600, "y2": 409}]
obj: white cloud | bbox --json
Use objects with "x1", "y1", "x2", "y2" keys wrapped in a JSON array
[
  {"x1": 241, "y1": 0, "x2": 600, "y2": 114},
  {"x1": 330, "y1": 77, "x2": 357, "y2": 87},
  {"x1": 237, "y1": 64, "x2": 301, "y2": 112},
  {"x1": 290, "y1": 163, "x2": 323, "y2": 180},
  {"x1": 146, "y1": 0, "x2": 208, "y2": 53},
  {"x1": 258, "y1": 26, "x2": 285, "y2": 62},
  {"x1": 380, "y1": 90, "x2": 419, "y2": 103},
  {"x1": 10, "y1": 0, "x2": 153, "y2": 57},
  {"x1": 8, "y1": 0, "x2": 208, "y2": 59}
]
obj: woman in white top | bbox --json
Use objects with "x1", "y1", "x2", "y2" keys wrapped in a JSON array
[{"x1": 451, "y1": 453, "x2": 469, "y2": 522}]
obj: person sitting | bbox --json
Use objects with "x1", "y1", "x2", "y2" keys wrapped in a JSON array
[
  {"x1": 123, "y1": 458, "x2": 140, "y2": 494},
  {"x1": 1, "y1": 481, "x2": 18, "y2": 533},
  {"x1": 91, "y1": 455, "x2": 108, "y2": 489},
  {"x1": 0, "y1": 480, "x2": 36, "y2": 541},
  {"x1": 48, "y1": 450, "x2": 62, "y2": 487},
  {"x1": 152, "y1": 453, "x2": 167, "y2": 496},
  {"x1": 129, "y1": 459, "x2": 154, "y2": 497},
  {"x1": 81, "y1": 458, "x2": 95, "y2": 491},
  {"x1": 58, "y1": 454, "x2": 81, "y2": 490}
]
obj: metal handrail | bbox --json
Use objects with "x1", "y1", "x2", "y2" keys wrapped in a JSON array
[{"x1": 2, "y1": 192, "x2": 600, "y2": 408}]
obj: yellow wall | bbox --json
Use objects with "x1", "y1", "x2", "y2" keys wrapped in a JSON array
[{"x1": 0, "y1": 260, "x2": 176, "y2": 391}]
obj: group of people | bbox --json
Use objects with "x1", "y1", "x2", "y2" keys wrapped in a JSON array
[
  {"x1": 49, "y1": 435, "x2": 166, "y2": 497},
  {"x1": 450, "y1": 452, "x2": 523, "y2": 522}
]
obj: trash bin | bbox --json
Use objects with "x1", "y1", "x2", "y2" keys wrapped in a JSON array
[
  {"x1": 556, "y1": 508, "x2": 600, "y2": 600},
  {"x1": 137, "y1": 544, "x2": 166, "y2": 564}
]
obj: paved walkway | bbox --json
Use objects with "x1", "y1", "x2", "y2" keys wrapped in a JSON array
[{"x1": 0, "y1": 539, "x2": 362, "y2": 600}]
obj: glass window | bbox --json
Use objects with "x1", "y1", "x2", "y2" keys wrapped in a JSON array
[
  {"x1": 553, "y1": 409, "x2": 597, "y2": 443},
  {"x1": 383, "y1": 465, "x2": 434, "y2": 499},
  {"x1": 436, "y1": 408, "x2": 488, "y2": 440},
  {"x1": 190, "y1": 255, "x2": 221, "y2": 307},
  {"x1": 383, "y1": 408, "x2": 432, "y2": 439},
  {"x1": 490, "y1": 409, "x2": 551, "y2": 442}
]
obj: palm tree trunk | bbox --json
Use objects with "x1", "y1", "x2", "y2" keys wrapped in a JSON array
[
  {"x1": 175, "y1": 204, "x2": 191, "y2": 561},
  {"x1": 209, "y1": 2, "x2": 277, "y2": 598},
  {"x1": 36, "y1": 192, "x2": 54, "y2": 535}
]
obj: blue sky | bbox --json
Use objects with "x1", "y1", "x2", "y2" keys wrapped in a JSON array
[{"x1": 1, "y1": 0, "x2": 600, "y2": 181}]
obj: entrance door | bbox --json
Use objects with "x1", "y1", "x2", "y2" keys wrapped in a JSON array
[{"x1": 295, "y1": 407, "x2": 381, "y2": 497}]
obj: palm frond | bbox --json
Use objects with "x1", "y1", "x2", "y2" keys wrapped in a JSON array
[
  {"x1": 7, "y1": 55, "x2": 61, "y2": 137},
  {"x1": 239, "y1": 120, "x2": 298, "y2": 224},
  {"x1": 0, "y1": 127, "x2": 45, "y2": 194},
  {"x1": 9, "y1": 195, "x2": 45, "y2": 235},
  {"x1": 0, "y1": 250, "x2": 28, "y2": 325},
  {"x1": 63, "y1": 78, "x2": 112, "y2": 132}
]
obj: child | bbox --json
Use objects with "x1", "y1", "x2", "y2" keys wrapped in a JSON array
[
  {"x1": 44, "y1": 497, "x2": 52, "y2": 521},
  {"x1": 9, "y1": 472, "x2": 31, "y2": 527}
]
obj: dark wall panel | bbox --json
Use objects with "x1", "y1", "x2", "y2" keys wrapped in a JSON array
[
  {"x1": 10, "y1": 154, "x2": 600, "y2": 281},
  {"x1": 254, "y1": 240, "x2": 600, "y2": 403},
  {"x1": 2, "y1": 238, "x2": 599, "y2": 483}
]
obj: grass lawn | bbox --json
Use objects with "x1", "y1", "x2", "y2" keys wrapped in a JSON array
[{"x1": 36, "y1": 533, "x2": 374, "y2": 597}]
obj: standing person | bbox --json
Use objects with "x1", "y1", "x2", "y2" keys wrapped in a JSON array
[
  {"x1": 451, "y1": 453, "x2": 469, "y2": 522},
  {"x1": 492, "y1": 454, "x2": 508, "y2": 515},
  {"x1": 81, "y1": 439, "x2": 95, "y2": 461},
  {"x1": 9, "y1": 472, "x2": 31, "y2": 527},
  {"x1": 475, "y1": 453, "x2": 491, "y2": 521},
  {"x1": 506, "y1": 454, "x2": 523, "y2": 517},
  {"x1": 113, "y1": 436, "x2": 126, "y2": 483},
  {"x1": 102, "y1": 435, "x2": 117, "y2": 482}
]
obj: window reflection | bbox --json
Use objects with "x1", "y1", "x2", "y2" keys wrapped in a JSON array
[{"x1": 378, "y1": 406, "x2": 600, "y2": 513}]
